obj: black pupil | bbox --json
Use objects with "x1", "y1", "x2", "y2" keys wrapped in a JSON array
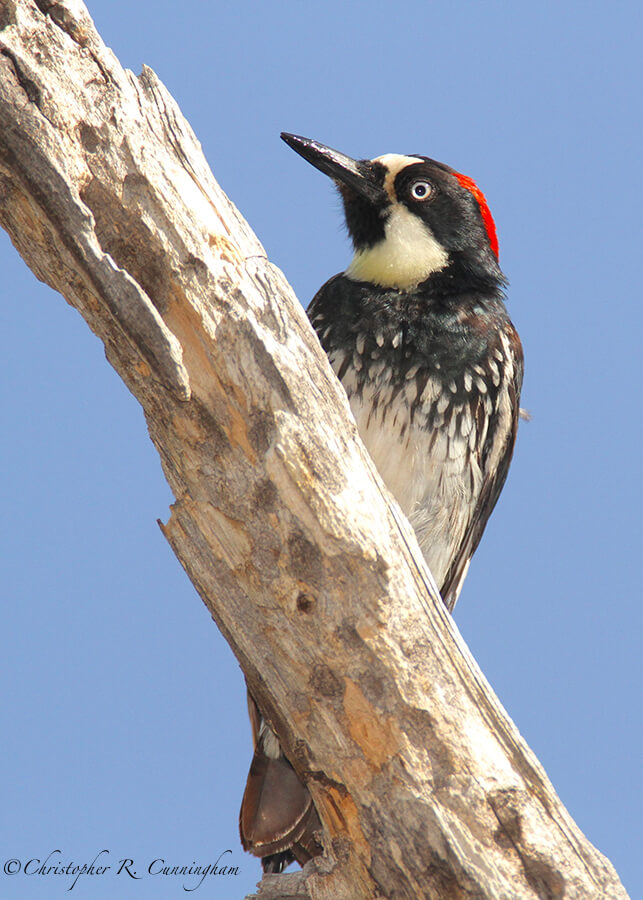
[{"x1": 414, "y1": 183, "x2": 427, "y2": 197}]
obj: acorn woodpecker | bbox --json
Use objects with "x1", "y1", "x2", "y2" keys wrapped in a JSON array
[{"x1": 239, "y1": 134, "x2": 524, "y2": 873}]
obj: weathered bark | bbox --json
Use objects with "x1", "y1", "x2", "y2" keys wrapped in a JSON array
[{"x1": 0, "y1": 2, "x2": 629, "y2": 899}]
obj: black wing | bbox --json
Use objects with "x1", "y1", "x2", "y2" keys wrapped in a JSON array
[{"x1": 440, "y1": 324, "x2": 524, "y2": 610}]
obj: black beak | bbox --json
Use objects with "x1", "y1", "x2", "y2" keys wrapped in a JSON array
[{"x1": 280, "y1": 133, "x2": 386, "y2": 205}]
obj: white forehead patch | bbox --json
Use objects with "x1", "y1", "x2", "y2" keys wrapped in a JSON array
[
  {"x1": 345, "y1": 204, "x2": 448, "y2": 289},
  {"x1": 372, "y1": 153, "x2": 424, "y2": 200}
]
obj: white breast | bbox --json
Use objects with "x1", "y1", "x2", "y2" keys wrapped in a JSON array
[{"x1": 336, "y1": 359, "x2": 482, "y2": 589}]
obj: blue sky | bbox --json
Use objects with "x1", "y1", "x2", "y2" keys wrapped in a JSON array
[{"x1": 1, "y1": 1, "x2": 640, "y2": 897}]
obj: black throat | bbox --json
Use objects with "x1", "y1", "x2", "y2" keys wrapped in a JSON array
[{"x1": 308, "y1": 266, "x2": 510, "y2": 399}]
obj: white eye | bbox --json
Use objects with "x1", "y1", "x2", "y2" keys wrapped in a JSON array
[{"x1": 410, "y1": 180, "x2": 432, "y2": 201}]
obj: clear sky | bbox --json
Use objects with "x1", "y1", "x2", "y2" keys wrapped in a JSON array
[{"x1": 1, "y1": 1, "x2": 640, "y2": 898}]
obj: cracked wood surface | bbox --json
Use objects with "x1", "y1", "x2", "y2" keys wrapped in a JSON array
[{"x1": 0, "y1": 2, "x2": 629, "y2": 898}]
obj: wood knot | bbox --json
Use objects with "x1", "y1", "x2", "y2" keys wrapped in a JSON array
[{"x1": 296, "y1": 592, "x2": 315, "y2": 613}]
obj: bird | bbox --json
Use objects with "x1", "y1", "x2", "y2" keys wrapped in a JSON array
[{"x1": 239, "y1": 133, "x2": 524, "y2": 873}]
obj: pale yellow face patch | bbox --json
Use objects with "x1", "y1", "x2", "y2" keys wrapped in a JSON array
[
  {"x1": 345, "y1": 204, "x2": 449, "y2": 289},
  {"x1": 345, "y1": 153, "x2": 447, "y2": 289}
]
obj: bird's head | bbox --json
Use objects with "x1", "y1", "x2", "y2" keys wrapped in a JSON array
[{"x1": 280, "y1": 133, "x2": 502, "y2": 291}]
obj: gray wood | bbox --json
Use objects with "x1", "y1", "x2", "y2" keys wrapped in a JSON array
[{"x1": 0, "y1": 2, "x2": 629, "y2": 898}]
